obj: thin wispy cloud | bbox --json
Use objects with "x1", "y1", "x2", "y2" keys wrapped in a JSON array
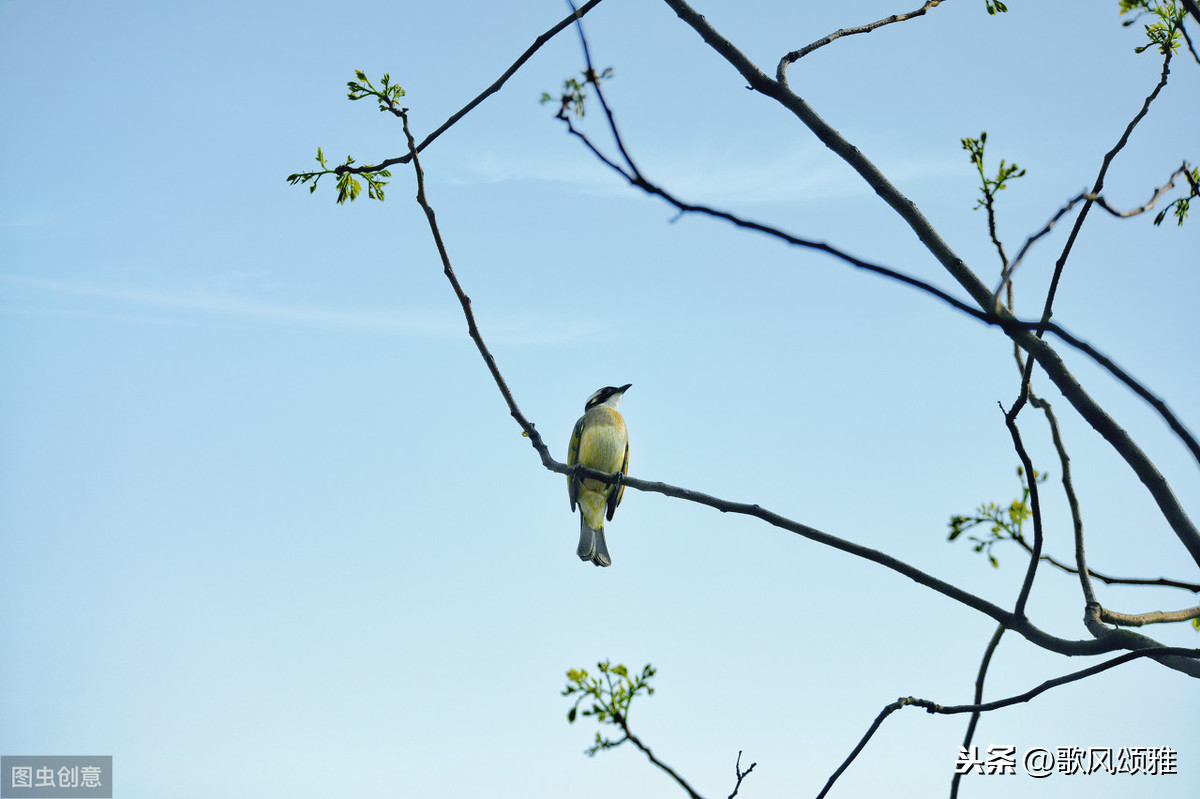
[
  {"x1": 452, "y1": 142, "x2": 960, "y2": 205},
  {"x1": 0, "y1": 276, "x2": 599, "y2": 344}
]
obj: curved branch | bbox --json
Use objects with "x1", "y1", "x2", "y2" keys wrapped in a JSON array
[
  {"x1": 565, "y1": 463, "x2": 1200, "y2": 676},
  {"x1": 776, "y1": 0, "x2": 944, "y2": 84},
  {"x1": 822, "y1": 647, "x2": 1200, "y2": 798},
  {"x1": 949, "y1": 624, "x2": 1005, "y2": 799},
  {"x1": 1033, "y1": 43, "x2": 1174, "y2": 336},
  {"x1": 614, "y1": 712, "x2": 706, "y2": 799},
  {"x1": 333, "y1": 0, "x2": 607, "y2": 178},
  {"x1": 998, "y1": 162, "x2": 1194, "y2": 296}
]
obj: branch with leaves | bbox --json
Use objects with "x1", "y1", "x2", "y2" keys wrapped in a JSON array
[{"x1": 563, "y1": 662, "x2": 754, "y2": 799}]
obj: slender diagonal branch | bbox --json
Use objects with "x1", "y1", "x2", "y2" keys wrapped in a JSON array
[
  {"x1": 398, "y1": 109, "x2": 562, "y2": 473},
  {"x1": 1183, "y1": 20, "x2": 1200, "y2": 65},
  {"x1": 332, "y1": 0, "x2": 606, "y2": 178},
  {"x1": 1006, "y1": 524, "x2": 1200, "y2": 591},
  {"x1": 776, "y1": 0, "x2": 944, "y2": 84},
  {"x1": 615, "y1": 712, "x2": 705, "y2": 799},
  {"x1": 1033, "y1": 44, "x2": 1174, "y2": 336},
  {"x1": 1004, "y1": 391, "x2": 1044, "y2": 620},
  {"x1": 567, "y1": 464, "x2": 1199, "y2": 676},
  {"x1": 822, "y1": 647, "x2": 1200, "y2": 798},
  {"x1": 949, "y1": 624, "x2": 1005, "y2": 799}
]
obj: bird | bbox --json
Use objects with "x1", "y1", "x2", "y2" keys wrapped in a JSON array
[{"x1": 567, "y1": 384, "x2": 631, "y2": 567}]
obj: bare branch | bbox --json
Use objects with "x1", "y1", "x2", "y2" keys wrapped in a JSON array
[
  {"x1": 1003, "y1": 387, "x2": 1044, "y2": 620},
  {"x1": 823, "y1": 647, "x2": 1200, "y2": 797},
  {"x1": 776, "y1": 0, "x2": 944, "y2": 84},
  {"x1": 727, "y1": 751, "x2": 756, "y2": 799},
  {"x1": 1101, "y1": 605, "x2": 1200, "y2": 627},
  {"x1": 1033, "y1": 42, "x2": 1174, "y2": 333},
  {"x1": 397, "y1": 109, "x2": 562, "y2": 475},
  {"x1": 614, "y1": 711, "x2": 706, "y2": 799},
  {"x1": 929, "y1": 646, "x2": 1200, "y2": 712},
  {"x1": 997, "y1": 162, "x2": 1195, "y2": 296},
  {"x1": 948, "y1": 624, "x2": 1005, "y2": 799}
]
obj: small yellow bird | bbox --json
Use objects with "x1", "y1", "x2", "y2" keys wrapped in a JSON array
[{"x1": 567, "y1": 384, "x2": 631, "y2": 567}]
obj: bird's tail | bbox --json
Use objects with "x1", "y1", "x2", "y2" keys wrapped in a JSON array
[{"x1": 576, "y1": 515, "x2": 612, "y2": 567}]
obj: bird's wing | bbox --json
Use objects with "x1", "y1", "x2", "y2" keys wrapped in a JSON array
[
  {"x1": 567, "y1": 415, "x2": 584, "y2": 511},
  {"x1": 607, "y1": 440, "x2": 628, "y2": 521}
]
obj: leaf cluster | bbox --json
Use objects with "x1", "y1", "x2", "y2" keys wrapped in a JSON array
[
  {"x1": 984, "y1": 0, "x2": 1009, "y2": 14},
  {"x1": 1154, "y1": 165, "x2": 1199, "y2": 226},
  {"x1": 1119, "y1": 0, "x2": 1185, "y2": 54},
  {"x1": 346, "y1": 69, "x2": 407, "y2": 112},
  {"x1": 285, "y1": 147, "x2": 392, "y2": 204},
  {"x1": 285, "y1": 70, "x2": 402, "y2": 203},
  {"x1": 962, "y1": 132, "x2": 1026, "y2": 212},
  {"x1": 562, "y1": 660, "x2": 656, "y2": 756},
  {"x1": 539, "y1": 67, "x2": 613, "y2": 118},
  {"x1": 948, "y1": 466, "x2": 1045, "y2": 568}
]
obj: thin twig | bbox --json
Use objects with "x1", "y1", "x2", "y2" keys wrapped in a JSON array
[
  {"x1": 615, "y1": 712, "x2": 706, "y2": 799},
  {"x1": 1033, "y1": 42, "x2": 1174, "y2": 336},
  {"x1": 1002, "y1": 527, "x2": 1200, "y2": 592},
  {"x1": 333, "y1": 0, "x2": 606, "y2": 178},
  {"x1": 727, "y1": 751, "x2": 756, "y2": 799},
  {"x1": 821, "y1": 647, "x2": 1200, "y2": 798},
  {"x1": 398, "y1": 109, "x2": 561, "y2": 473},
  {"x1": 996, "y1": 162, "x2": 1194, "y2": 297},
  {"x1": 776, "y1": 0, "x2": 944, "y2": 84},
  {"x1": 1183, "y1": 21, "x2": 1200, "y2": 66},
  {"x1": 948, "y1": 624, "x2": 1005, "y2": 799},
  {"x1": 1182, "y1": 0, "x2": 1200, "y2": 28},
  {"x1": 1004, "y1": 375, "x2": 1044, "y2": 620}
]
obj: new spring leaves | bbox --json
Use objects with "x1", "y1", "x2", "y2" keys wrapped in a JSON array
[
  {"x1": 284, "y1": 71, "x2": 404, "y2": 204},
  {"x1": 563, "y1": 661, "x2": 657, "y2": 756}
]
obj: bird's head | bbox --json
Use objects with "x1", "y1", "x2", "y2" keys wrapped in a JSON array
[{"x1": 584, "y1": 383, "x2": 632, "y2": 410}]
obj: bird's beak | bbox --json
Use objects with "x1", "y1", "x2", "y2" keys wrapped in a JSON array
[{"x1": 619, "y1": 383, "x2": 632, "y2": 393}]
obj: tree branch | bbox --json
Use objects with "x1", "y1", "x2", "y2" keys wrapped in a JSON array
[
  {"x1": 727, "y1": 751, "x2": 756, "y2": 799},
  {"x1": 948, "y1": 624, "x2": 1005, "y2": 799},
  {"x1": 1033, "y1": 43, "x2": 1174, "y2": 337},
  {"x1": 822, "y1": 647, "x2": 1200, "y2": 798},
  {"x1": 333, "y1": 0, "x2": 606, "y2": 178},
  {"x1": 997, "y1": 162, "x2": 1195, "y2": 297},
  {"x1": 1003, "y1": 391, "x2": 1044, "y2": 620},
  {"x1": 776, "y1": 0, "x2": 944, "y2": 84},
  {"x1": 1100, "y1": 605, "x2": 1200, "y2": 627},
  {"x1": 614, "y1": 711, "x2": 706, "y2": 799}
]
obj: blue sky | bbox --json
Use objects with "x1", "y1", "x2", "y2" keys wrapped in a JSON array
[{"x1": 2, "y1": 1, "x2": 1198, "y2": 797}]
